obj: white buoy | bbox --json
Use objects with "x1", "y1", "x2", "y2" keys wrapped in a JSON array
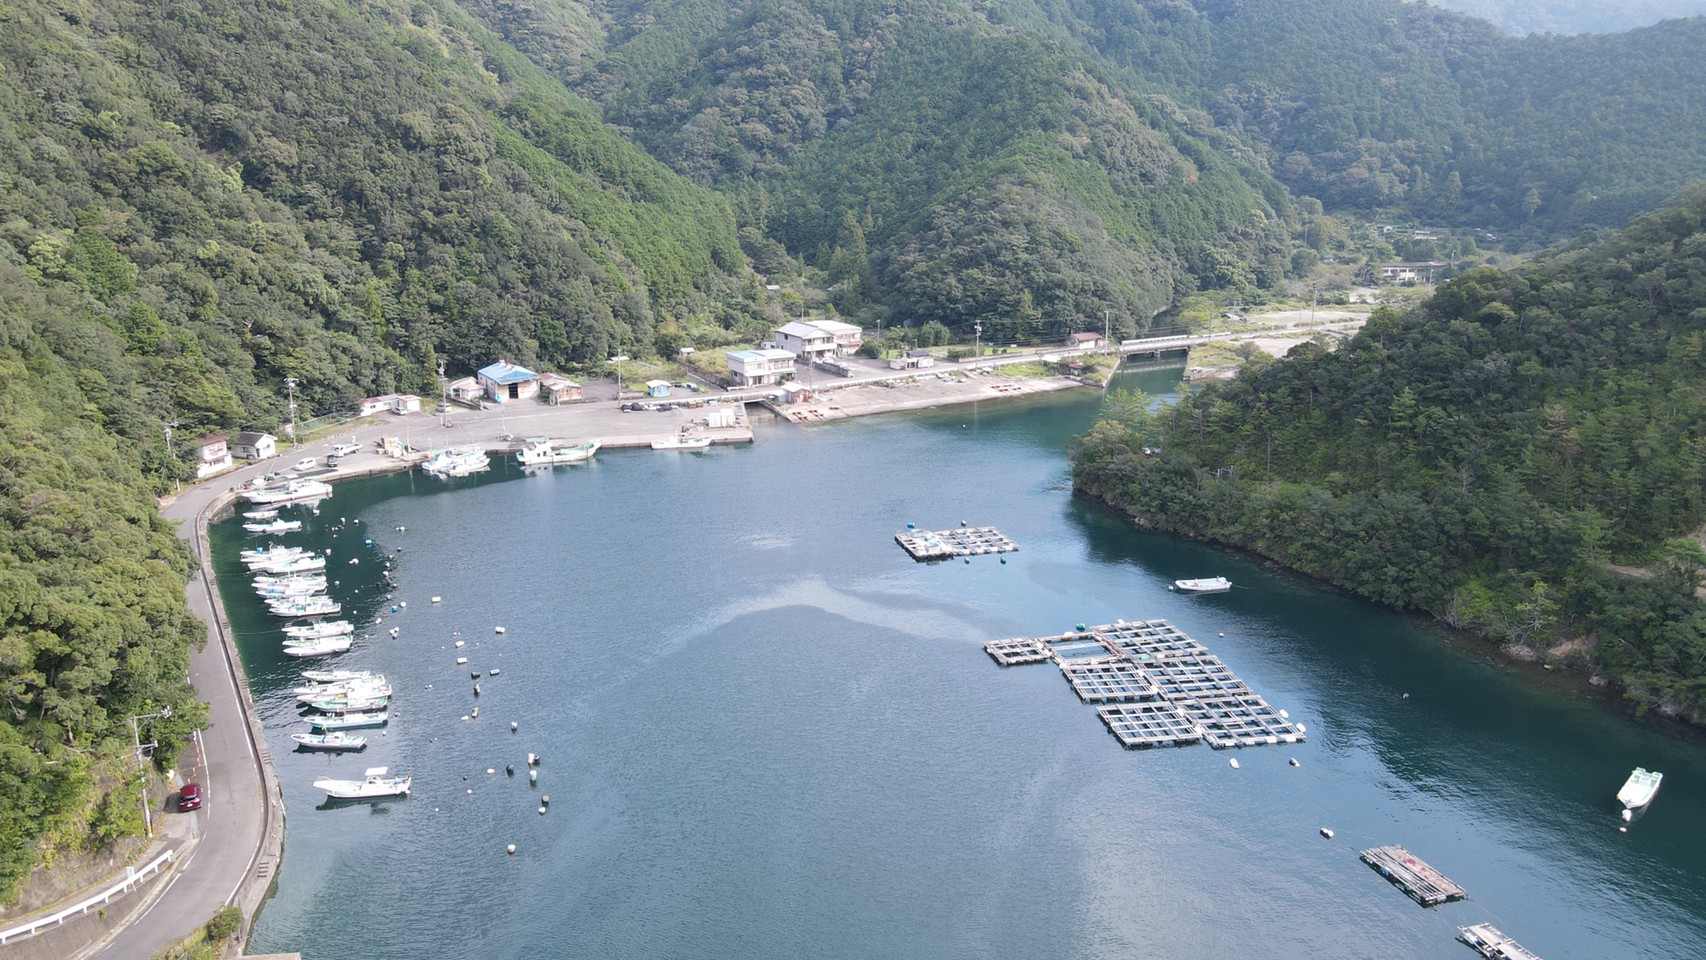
[
  {"x1": 1619, "y1": 826, "x2": 1628, "y2": 834},
  {"x1": 432, "y1": 596, "x2": 442, "y2": 603},
  {"x1": 1320, "y1": 828, "x2": 1334, "y2": 839},
  {"x1": 511, "y1": 722, "x2": 518, "y2": 731},
  {"x1": 1279, "y1": 709, "x2": 1290, "y2": 719},
  {"x1": 541, "y1": 796, "x2": 550, "y2": 806},
  {"x1": 1296, "y1": 723, "x2": 1307, "y2": 733},
  {"x1": 461, "y1": 714, "x2": 470, "y2": 721},
  {"x1": 529, "y1": 769, "x2": 538, "y2": 784},
  {"x1": 1229, "y1": 757, "x2": 1240, "y2": 769},
  {"x1": 486, "y1": 768, "x2": 495, "y2": 775},
  {"x1": 507, "y1": 844, "x2": 516, "y2": 855},
  {"x1": 466, "y1": 788, "x2": 473, "y2": 795},
  {"x1": 1289, "y1": 757, "x2": 1300, "y2": 767},
  {"x1": 495, "y1": 626, "x2": 505, "y2": 634},
  {"x1": 527, "y1": 753, "x2": 540, "y2": 766},
  {"x1": 400, "y1": 601, "x2": 407, "y2": 608},
  {"x1": 1622, "y1": 809, "x2": 1633, "y2": 822},
  {"x1": 457, "y1": 657, "x2": 468, "y2": 665},
  {"x1": 454, "y1": 640, "x2": 465, "y2": 648},
  {"x1": 470, "y1": 706, "x2": 479, "y2": 719},
  {"x1": 538, "y1": 806, "x2": 547, "y2": 815},
  {"x1": 489, "y1": 668, "x2": 500, "y2": 676},
  {"x1": 1218, "y1": 632, "x2": 1225, "y2": 637}
]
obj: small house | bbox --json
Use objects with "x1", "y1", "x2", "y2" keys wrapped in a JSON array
[
  {"x1": 390, "y1": 394, "x2": 422, "y2": 415},
  {"x1": 1378, "y1": 261, "x2": 1446, "y2": 283},
  {"x1": 775, "y1": 321, "x2": 836, "y2": 362},
  {"x1": 1070, "y1": 332, "x2": 1105, "y2": 349},
  {"x1": 808, "y1": 319, "x2": 863, "y2": 356},
  {"x1": 360, "y1": 393, "x2": 421, "y2": 417},
  {"x1": 538, "y1": 373, "x2": 582, "y2": 405},
  {"x1": 728, "y1": 348, "x2": 797, "y2": 386},
  {"x1": 779, "y1": 382, "x2": 813, "y2": 404},
  {"x1": 196, "y1": 433, "x2": 233, "y2": 479},
  {"x1": 446, "y1": 376, "x2": 482, "y2": 405},
  {"x1": 888, "y1": 348, "x2": 936, "y2": 370},
  {"x1": 477, "y1": 361, "x2": 541, "y2": 404},
  {"x1": 230, "y1": 431, "x2": 277, "y2": 461},
  {"x1": 645, "y1": 380, "x2": 673, "y2": 398}
]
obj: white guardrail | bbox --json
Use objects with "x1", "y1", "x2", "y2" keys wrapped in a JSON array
[{"x1": 0, "y1": 849, "x2": 175, "y2": 945}]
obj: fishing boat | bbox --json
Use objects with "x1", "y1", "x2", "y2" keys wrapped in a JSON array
[
  {"x1": 294, "y1": 679, "x2": 391, "y2": 702},
  {"x1": 282, "y1": 636, "x2": 354, "y2": 657},
  {"x1": 243, "y1": 518, "x2": 303, "y2": 535},
  {"x1": 309, "y1": 711, "x2": 388, "y2": 733},
  {"x1": 1173, "y1": 576, "x2": 1232, "y2": 594},
  {"x1": 650, "y1": 432, "x2": 712, "y2": 450},
  {"x1": 1618, "y1": 767, "x2": 1663, "y2": 819},
  {"x1": 313, "y1": 766, "x2": 411, "y2": 799},
  {"x1": 243, "y1": 478, "x2": 334, "y2": 506},
  {"x1": 283, "y1": 620, "x2": 354, "y2": 641},
  {"x1": 268, "y1": 596, "x2": 342, "y2": 618},
  {"x1": 242, "y1": 508, "x2": 279, "y2": 520},
  {"x1": 306, "y1": 696, "x2": 390, "y2": 714},
  {"x1": 299, "y1": 667, "x2": 376, "y2": 684},
  {"x1": 516, "y1": 437, "x2": 601, "y2": 466},
  {"x1": 290, "y1": 730, "x2": 367, "y2": 752},
  {"x1": 256, "y1": 577, "x2": 327, "y2": 598},
  {"x1": 420, "y1": 447, "x2": 490, "y2": 477},
  {"x1": 249, "y1": 554, "x2": 327, "y2": 575},
  {"x1": 240, "y1": 545, "x2": 310, "y2": 567}
]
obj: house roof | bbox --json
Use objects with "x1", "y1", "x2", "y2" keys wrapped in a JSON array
[
  {"x1": 1071, "y1": 332, "x2": 1103, "y2": 342},
  {"x1": 730, "y1": 348, "x2": 795, "y2": 363},
  {"x1": 446, "y1": 376, "x2": 478, "y2": 390},
  {"x1": 198, "y1": 433, "x2": 227, "y2": 445},
  {"x1": 777, "y1": 321, "x2": 832, "y2": 340},
  {"x1": 477, "y1": 361, "x2": 539, "y2": 384},
  {"x1": 234, "y1": 431, "x2": 275, "y2": 444},
  {"x1": 810, "y1": 319, "x2": 861, "y2": 336},
  {"x1": 645, "y1": 379, "x2": 672, "y2": 388},
  {"x1": 538, "y1": 373, "x2": 579, "y2": 389},
  {"x1": 905, "y1": 348, "x2": 933, "y2": 358}
]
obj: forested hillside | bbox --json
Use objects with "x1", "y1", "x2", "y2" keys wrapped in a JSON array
[
  {"x1": 1073, "y1": 185, "x2": 1706, "y2": 718},
  {"x1": 0, "y1": 0, "x2": 757, "y2": 903},
  {"x1": 1428, "y1": 0, "x2": 1706, "y2": 36}
]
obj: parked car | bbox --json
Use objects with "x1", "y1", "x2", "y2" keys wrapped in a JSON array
[
  {"x1": 178, "y1": 782, "x2": 202, "y2": 812},
  {"x1": 325, "y1": 454, "x2": 340, "y2": 468},
  {"x1": 293, "y1": 456, "x2": 317, "y2": 471},
  {"x1": 331, "y1": 442, "x2": 361, "y2": 456}
]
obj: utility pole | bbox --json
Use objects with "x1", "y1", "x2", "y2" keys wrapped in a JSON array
[
  {"x1": 610, "y1": 355, "x2": 629, "y2": 400},
  {"x1": 284, "y1": 376, "x2": 298, "y2": 445},
  {"x1": 128, "y1": 706, "x2": 170, "y2": 837},
  {"x1": 163, "y1": 419, "x2": 179, "y2": 491},
  {"x1": 1103, "y1": 309, "x2": 1112, "y2": 347},
  {"x1": 973, "y1": 322, "x2": 982, "y2": 360},
  {"x1": 437, "y1": 360, "x2": 448, "y2": 428}
]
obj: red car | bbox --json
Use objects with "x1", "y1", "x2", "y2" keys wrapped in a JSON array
[{"x1": 178, "y1": 782, "x2": 202, "y2": 812}]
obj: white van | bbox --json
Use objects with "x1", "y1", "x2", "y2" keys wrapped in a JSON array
[{"x1": 293, "y1": 457, "x2": 318, "y2": 472}]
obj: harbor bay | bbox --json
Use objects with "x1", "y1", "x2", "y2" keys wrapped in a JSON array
[{"x1": 211, "y1": 366, "x2": 1706, "y2": 960}]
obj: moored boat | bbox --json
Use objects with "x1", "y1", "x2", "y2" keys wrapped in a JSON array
[
  {"x1": 268, "y1": 595, "x2": 342, "y2": 618},
  {"x1": 283, "y1": 620, "x2": 355, "y2": 641},
  {"x1": 283, "y1": 636, "x2": 354, "y2": 657},
  {"x1": 650, "y1": 433, "x2": 712, "y2": 450},
  {"x1": 313, "y1": 766, "x2": 410, "y2": 799},
  {"x1": 299, "y1": 667, "x2": 376, "y2": 683},
  {"x1": 242, "y1": 508, "x2": 279, "y2": 520},
  {"x1": 1173, "y1": 576, "x2": 1232, "y2": 594},
  {"x1": 306, "y1": 696, "x2": 390, "y2": 714},
  {"x1": 309, "y1": 710, "x2": 388, "y2": 731},
  {"x1": 1618, "y1": 767, "x2": 1662, "y2": 818},
  {"x1": 243, "y1": 518, "x2": 303, "y2": 534},
  {"x1": 244, "y1": 478, "x2": 334, "y2": 505},
  {"x1": 290, "y1": 730, "x2": 368, "y2": 752},
  {"x1": 516, "y1": 437, "x2": 601, "y2": 466},
  {"x1": 249, "y1": 554, "x2": 327, "y2": 575},
  {"x1": 421, "y1": 447, "x2": 490, "y2": 477}
]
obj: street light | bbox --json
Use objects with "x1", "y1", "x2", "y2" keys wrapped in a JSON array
[
  {"x1": 610, "y1": 355, "x2": 629, "y2": 399},
  {"x1": 973, "y1": 322, "x2": 982, "y2": 360},
  {"x1": 163, "y1": 419, "x2": 179, "y2": 492},
  {"x1": 284, "y1": 376, "x2": 298, "y2": 444},
  {"x1": 128, "y1": 705, "x2": 171, "y2": 837},
  {"x1": 437, "y1": 360, "x2": 448, "y2": 428}
]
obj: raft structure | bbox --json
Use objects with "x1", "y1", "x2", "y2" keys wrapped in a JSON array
[
  {"x1": 1360, "y1": 844, "x2": 1468, "y2": 907},
  {"x1": 1458, "y1": 922, "x2": 1543, "y2": 960},
  {"x1": 985, "y1": 618, "x2": 1305, "y2": 750},
  {"x1": 895, "y1": 524, "x2": 1018, "y2": 561}
]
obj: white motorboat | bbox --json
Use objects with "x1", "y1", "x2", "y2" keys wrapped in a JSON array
[
  {"x1": 243, "y1": 518, "x2": 303, "y2": 534},
  {"x1": 1173, "y1": 576, "x2": 1232, "y2": 594},
  {"x1": 651, "y1": 433, "x2": 712, "y2": 450},
  {"x1": 306, "y1": 696, "x2": 390, "y2": 714},
  {"x1": 244, "y1": 478, "x2": 334, "y2": 505},
  {"x1": 1618, "y1": 767, "x2": 1662, "y2": 818},
  {"x1": 283, "y1": 620, "x2": 355, "y2": 641},
  {"x1": 240, "y1": 545, "x2": 309, "y2": 567},
  {"x1": 249, "y1": 554, "x2": 327, "y2": 575},
  {"x1": 282, "y1": 636, "x2": 353, "y2": 657},
  {"x1": 516, "y1": 437, "x2": 600, "y2": 466},
  {"x1": 242, "y1": 508, "x2": 279, "y2": 520},
  {"x1": 295, "y1": 678, "x2": 392, "y2": 702},
  {"x1": 300, "y1": 667, "x2": 376, "y2": 683},
  {"x1": 309, "y1": 710, "x2": 388, "y2": 731},
  {"x1": 313, "y1": 766, "x2": 411, "y2": 799},
  {"x1": 256, "y1": 577, "x2": 327, "y2": 598},
  {"x1": 290, "y1": 730, "x2": 367, "y2": 752},
  {"x1": 421, "y1": 448, "x2": 490, "y2": 477},
  {"x1": 268, "y1": 596, "x2": 342, "y2": 618}
]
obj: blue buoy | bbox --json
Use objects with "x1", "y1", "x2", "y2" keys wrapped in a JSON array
[
  {"x1": 391, "y1": 605, "x2": 398, "y2": 613},
  {"x1": 906, "y1": 522, "x2": 915, "y2": 530},
  {"x1": 364, "y1": 539, "x2": 373, "y2": 548},
  {"x1": 1076, "y1": 623, "x2": 1087, "y2": 632},
  {"x1": 999, "y1": 558, "x2": 1006, "y2": 565}
]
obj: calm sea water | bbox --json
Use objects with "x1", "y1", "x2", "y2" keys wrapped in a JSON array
[{"x1": 214, "y1": 366, "x2": 1706, "y2": 960}]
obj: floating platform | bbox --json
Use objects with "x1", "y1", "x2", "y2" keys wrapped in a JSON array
[
  {"x1": 1458, "y1": 923, "x2": 1543, "y2": 960},
  {"x1": 1097, "y1": 702, "x2": 1202, "y2": 748},
  {"x1": 896, "y1": 525, "x2": 1018, "y2": 561},
  {"x1": 1360, "y1": 844, "x2": 1467, "y2": 906},
  {"x1": 982, "y1": 618, "x2": 1304, "y2": 752}
]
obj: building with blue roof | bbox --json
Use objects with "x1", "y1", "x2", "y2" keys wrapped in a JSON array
[{"x1": 477, "y1": 361, "x2": 540, "y2": 403}]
